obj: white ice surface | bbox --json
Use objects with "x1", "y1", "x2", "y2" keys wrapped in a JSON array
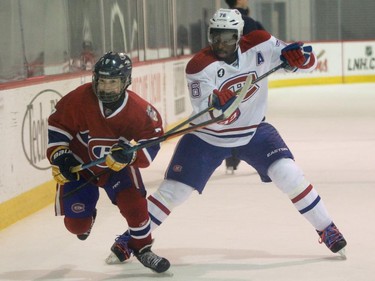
[{"x1": 1, "y1": 83, "x2": 375, "y2": 281}]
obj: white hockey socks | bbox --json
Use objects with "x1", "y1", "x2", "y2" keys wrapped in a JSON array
[
  {"x1": 268, "y1": 158, "x2": 332, "y2": 230},
  {"x1": 147, "y1": 179, "x2": 194, "y2": 231}
]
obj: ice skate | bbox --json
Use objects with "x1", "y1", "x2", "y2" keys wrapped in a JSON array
[
  {"x1": 317, "y1": 222, "x2": 347, "y2": 256},
  {"x1": 225, "y1": 156, "x2": 240, "y2": 174},
  {"x1": 105, "y1": 231, "x2": 133, "y2": 264},
  {"x1": 77, "y1": 209, "x2": 97, "y2": 240},
  {"x1": 134, "y1": 244, "x2": 170, "y2": 273}
]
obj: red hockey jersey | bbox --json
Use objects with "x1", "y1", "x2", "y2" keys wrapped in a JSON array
[{"x1": 47, "y1": 83, "x2": 164, "y2": 177}]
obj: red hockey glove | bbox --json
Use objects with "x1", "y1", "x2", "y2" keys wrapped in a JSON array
[
  {"x1": 280, "y1": 42, "x2": 312, "y2": 68},
  {"x1": 210, "y1": 89, "x2": 236, "y2": 111},
  {"x1": 105, "y1": 141, "x2": 137, "y2": 171},
  {"x1": 50, "y1": 146, "x2": 80, "y2": 185}
]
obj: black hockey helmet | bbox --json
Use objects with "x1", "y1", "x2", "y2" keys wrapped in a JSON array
[{"x1": 92, "y1": 51, "x2": 132, "y2": 103}]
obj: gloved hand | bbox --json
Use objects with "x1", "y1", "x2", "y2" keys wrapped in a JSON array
[
  {"x1": 280, "y1": 42, "x2": 312, "y2": 68},
  {"x1": 51, "y1": 146, "x2": 80, "y2": 185},
  {"x1": 210, "y1": 88, "x2": 236, "y2": 111},
  {"x1": 105, "y1": 141, "x2": 137, "y2": 171}
]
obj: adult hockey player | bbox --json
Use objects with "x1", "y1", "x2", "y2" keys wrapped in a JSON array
[
  {"x1": 47, "y1": 52, "x2": 170, "y2": 273},
  {"x1": 106, "y1": 9, "x2": 347, "y2": 264}
]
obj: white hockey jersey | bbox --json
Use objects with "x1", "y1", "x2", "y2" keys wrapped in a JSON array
[{"x1": 185, "y1": 30, "x2": 316, "y2": 147}]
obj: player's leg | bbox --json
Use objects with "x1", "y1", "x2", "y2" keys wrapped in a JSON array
[
  {"x1": 105, "y1": 134, "x2": 230, "y2": 264},
  {"x1": 147, "y1": 133, "x2": 229, "y2": 229},
  {"x1": 115, "y1": 187, "x2": 170, "y2": 272},
  {"x1": 268, "y1": 158, "x2": 346, "y2": 254},
  {"x1": 104, "y1": 167, "x2": 170, "y2": 272},
  {"x1": 242, "y1": 122, "x2": 346, "y2": 254},
  {"x1": 147, "y1": 179, "x2": 194, "y2": 230},
  {"x1": 106, "y1": 134, "x2": 229, "y2": 260},
  {"x1": 55, "y1": 178, "x2": 99, "y2": 240}
]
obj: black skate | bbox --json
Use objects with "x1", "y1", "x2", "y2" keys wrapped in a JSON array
[
  {"x1": 317, "y1": 222, "x2": 347, "y2": 256},
  {"x1": 225, "y1": 154, "x2": 240, "y2": 174},
  {"x1": 134, "y1": 244, "x2": 170, "y2": 273},
  {"x1": 77, "y1": 209, "x2": 97, "y2": 240},
  {"x1": 105, "y1": 231, "x2": 133, "y2": 264}
]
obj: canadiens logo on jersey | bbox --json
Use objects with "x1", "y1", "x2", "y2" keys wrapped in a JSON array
[
  {"x1": 220, "y1": 72, "x2": 259, "y2": 103},
  {"x1": 88, "y1": 138, "x2": 117, "y2": 167},
  {"x1": 218, "y1": 108, "x2": 241, "y2": 125},
  {"x1": 213, "y1": 72, "x2": 259, "y2": 125}
]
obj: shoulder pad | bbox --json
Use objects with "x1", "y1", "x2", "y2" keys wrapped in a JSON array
[
  {"x1": 240, "y1": 30, "x2": 272, "y2": 52},
  {"x1": 186, "y1": 47, "x2": 217, "y2": 75}
]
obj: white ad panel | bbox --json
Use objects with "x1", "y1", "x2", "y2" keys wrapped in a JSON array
[
  {"x1": 0, "y1": 78, "x2": 87, "y2": 202},
  {"x1": 343, "y1": 41, "x2": 375, "y2": 76}
]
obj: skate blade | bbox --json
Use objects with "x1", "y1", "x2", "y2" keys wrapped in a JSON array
[
  {"x1": 337, "y1": 247, "x2": 347, "y2": 259},
  {"x1": 225, "y1": 168, "x2": 235, "y2": 175},
  {"x1": 153, "y1": 270, "x2": 174, "y2": 277},
  {"x1": 162, "y1": 271, "x2": 174, "y2": 277},
  {"x1": 105, "y1": 253, "x2": 125, "y2": 265}
]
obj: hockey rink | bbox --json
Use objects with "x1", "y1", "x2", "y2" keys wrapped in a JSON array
[{"x1": 0, "y1": 83, "x2": 374, "y2": 281}]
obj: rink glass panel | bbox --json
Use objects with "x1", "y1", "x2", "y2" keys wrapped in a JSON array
[{"x1": 1, "y1": 0, "x2": 374, "y2": 83}]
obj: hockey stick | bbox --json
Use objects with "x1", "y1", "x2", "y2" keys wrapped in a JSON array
[
  {"x1": 69, "y1": 108, "x2": 214, "y2": 174},
  {"x1": 163, "y1": 105, "x2": 214, "y2": 134},
  {"x1": 63, "y1": 108, "x2": 217, "y2": 199},
  {"x1": 62, "y1": 169, "x2": 109, "y2": 199},
  {"x1": 71, "y1": 62, "x2": 286, "y2": 173}
]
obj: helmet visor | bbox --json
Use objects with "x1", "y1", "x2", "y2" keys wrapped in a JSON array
[{"x1": 208, "y1": 29, "x2": 238, "y2": 46}]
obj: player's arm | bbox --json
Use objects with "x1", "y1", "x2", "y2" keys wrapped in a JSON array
[
  {"x1": 187, "y1": 71, "x2": 218, "y2": 114},
  {"x1": 132, "y1": 104, "x2": 164, "y2": 168},
  {"x1": 47, "y1": 106, "x2": 80, "y2": 184},
  {"x1": 47, "y1": 124, "x2": 81, "y2": 184},
  {"x1": 49, "y1": 145, "x2": 81, "y2": 184}
]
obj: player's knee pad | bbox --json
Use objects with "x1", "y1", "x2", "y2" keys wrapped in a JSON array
[
  {"x1": 268, "y1": 158, "x2": 309, "y2": 196},
  {"x1": 64, "y1": 216, "x2": 92, "y2": 235},
  {"x1": 151, "y1": 179, "x2": 194, "y2": 210}
]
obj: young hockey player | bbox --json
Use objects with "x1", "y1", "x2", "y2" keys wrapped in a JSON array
[{"x1": 47, "y1": 52, "x2": 170, "y2": 273}]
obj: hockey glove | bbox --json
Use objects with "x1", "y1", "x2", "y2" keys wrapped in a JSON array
[
  {"x1": 105, "y1": 141, "x2": 137, "y2": 172},
  {"x1": 280, "y1": 41, "x2": 312, "y2": 68},
  {"x1": 51, "y1": 146, "x2": 80, "y2": 185},
  {"x1": 209, "y1": 89, "x2": 236, "y2": 111}
]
